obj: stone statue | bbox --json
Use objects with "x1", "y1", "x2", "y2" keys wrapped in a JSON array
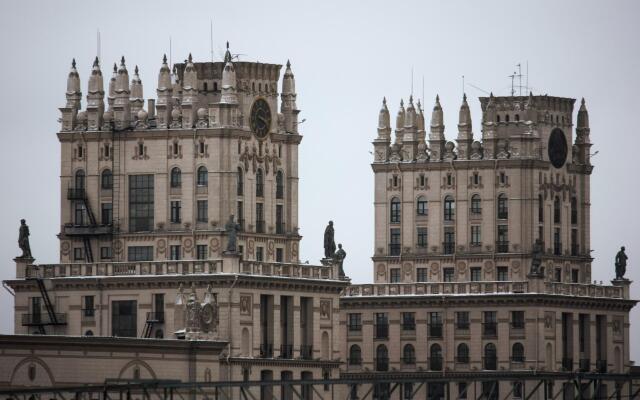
[
  {"x1": 323, "y1": 221, "x2": 336, "y2": 258},
  {"x1": 18, "y1": 219, "x2": 32, "y2": 259},
  {"x1": 334, "y1": 243, "x2": 347, "y2": 278},
  {"x1": 186, "y1": 290, "x2": 202, "y2": 333},
  {"x1": 530, "y1": 239, "x2": 543, "y2": 276},
  {"x1": 615, "y1": 246, "x2": 628, "y2": 280},
  {"x1": 224, "y1": 214, "x2": 241, "y2": 253}
]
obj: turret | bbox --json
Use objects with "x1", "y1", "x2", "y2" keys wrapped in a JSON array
[
  {"x1": 281, "y1": 59, "x2": 299, "y2": 133},
  {"x1": 59, "y1": 59, "x2": 81, "y2": 131},
  {"x1": 107, "y1": 63, "x2": 117, "y2": 110},
  {"x1": 376, "y1": 97, "x2": 391, "y2": 141},
  {"x1": 130, "y1": 65, "x2": 144, "y2": 119},
  {"x1": 402, "y1": 96, "x2": 418, "y2": 160},
  {"x1": 220, "y1": 42, "x2": 238, "y2": 105},
  {"x1": 181, "y1": 53, "x2": 198, "y2": 128},
  {"x1": 456, "y1": 94, "x2": 473, "y2": 159},
  {"x1": 416, "y1": 100, "x2": 426, "y2": 143},
  {"x1": 394, "y1": 99, "x2": 405, "y2": 145},
  {"x1": 86, "y1": 57, "x2": 105, "y2": 130},
  {"x1": 156, "y1": 54, "x2": 173, "y2": 128},
  {"x1": 428, "y1": 95, "x2": 445, "y2": 160},
  {"x1": 113, "y1": 56, "x2": 131, "y2": 129},
  {"x1": 575, "y1": 98, "x2": 592, "y2": 164}
]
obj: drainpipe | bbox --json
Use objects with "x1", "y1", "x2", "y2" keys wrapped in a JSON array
[{"x1": 226, "y1": 275, "x2": 240, "y2": 385}]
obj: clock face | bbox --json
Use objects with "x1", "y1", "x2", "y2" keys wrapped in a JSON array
[
  {"x1": 250, "y1": 99, "x2": 272, "y2": 139},
  {"x1": 548, "y1": 128, "x2": 568, "y2": 168}
]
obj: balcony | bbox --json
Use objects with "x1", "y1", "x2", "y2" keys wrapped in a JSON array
[
  {"x1": 429, "y1": 356, "x2": 443, "y2": 371},
  {"x1": 579, "y1": 358, "x2": 590, "y2": 372},
  {"x1": 280, "y1": 344, "x2": 293, "y2": 359},
  {"x1": 483, "y1": 356, "x2": 497, "y2": 371},
  {"x1": 388, "y1": 244, "x2": 401, "y2": 256},
  {"x1": 62, "y1": 224, "x2": 113, "y2": 236},
  {"x1": 442, "y1": 242, "x2": 455, "y2": 255},
  {"x1": 300, "y1": 345, "x2": 313, "y2": 360},
  {"x1": 21, "y1": 313, "x2": 67, "y2": 326},
  {"x1": 67, "y1": 188, "x2": 86, "y2": 200},
  {"x1": 562, "y1": 357, "x2": 573, "y2": 371},
  {"x1": 255, "y1": 221, "x2": 265, "y2": 234},
  {"x1": 482, "y1": 322, "x2": 497, "y2": 337},
  {"x1": 596, "y1": 359, "x2": 607, "y2": 373},
  {"x1": 428, "y1": 323, "x2": 443, "y2": 339},
  {"x1": 374, "y1": 357, "x2": 389, "y2": 372},
  {"x1": 374, "y1": 323, "x2": 389, "y2": 339},
  {"x1": 146, "y1": 311, "x2": 165, "y2": 323},
  {"x1": 276, "y1": 222, "x2": 286, "y2": 235},
  {"x1": 495, "y1": 241, "x2": 509, "y2": 253},
  {"x1": 259, "y1": 343, "x2": 274, "y2": 358}
]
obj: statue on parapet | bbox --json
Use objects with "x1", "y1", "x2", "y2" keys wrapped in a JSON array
[
  {"x1": 224, "y1": 214, "x2": 241, "y2": 253},
  {"x1": 323, "y1": 220, "x2": 336, "y2": 258},
  {"x1": 529, "y1": 239, "x2": 544, "y2": 277},
  {"x1": 333, "y1": 243, "x2": 347, "y2": 278},
  {"x1": 18, "y1": 219, "x2": 32, "y2": 259},
  {"x1": 615, "y1": 246, "x2": 628, "y2": 280}
]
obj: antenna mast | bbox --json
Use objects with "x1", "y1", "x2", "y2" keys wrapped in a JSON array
[
  {"x1": 97, "y1": 29, "x2": 101, "y2": 64},
  {"x1": 411, "y1": 67, "x2": 414, "y2": 97},
  {"x1": 509, "y1": 71, "x2": 516, "y2": 96},
  {"x1": 516, "y1": 63, "x2": 523, "y2": 96},
  {"x1": 169, "y1": 36, "x2": 172, "y2": 68},
  {"x1": 210, "y1": 19, "x2": 214, "y2": 62}
]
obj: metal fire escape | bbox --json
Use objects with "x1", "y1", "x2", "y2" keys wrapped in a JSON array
[{"x1": 23, "y1": 269, "x2": 67, "y2": 334}]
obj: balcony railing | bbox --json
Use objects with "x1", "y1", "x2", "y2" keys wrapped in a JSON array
[
  {"x1": 280, "y1": 344, "x2": 293, "y2": 359},
  {"x1": 67, "y1": 188, "x2": 86, "y2": 200},
  {"x1": 21, "y1": 313, "x2": 67, "y2": 326},
  {"x1": 562, "y1": 357, "x2": 573, "y2": 371},
  {"x1": 347, "y1": 324, "x2": 362, "y2": 333},
  {"x1": 470, "y1": 207, "x2": 482, "y2": 215},
  {"x1": 497, "y1": 210, "x2": 508, "y2": 220},
  {"x1": 483, "y1": 322, "x2": 497, "y2": 337},
  {"x1": 260, "y1": 343, "x2": 274, "y2": 358},
  {"x1": 82, "y1": 308, "x2": 95, "y2": 318},
  {"x1": 63, "y1": 224, "x2": 113, "y2": 236},
  {"x1": 579, "y1": 358, "x2": 590, "y2": 372},
  {"x1": 347, "y1": 357, "x2": 362, "y2": 366},
  {"x1": 428, "y1": 323, "x2": 443, "y2": 338},
  {"x1": 388, "y1": 244, "x2": 401, "y2": 256},
  {"x1": 300, "y1": 345, "x2": 313, "y2": 360},
  {"x1": 596, "y1": 359, "x2": 607, "y2": 373},
  {"x1": 443, "y1": 242, "x2": 455, "y2": 255},
  {"x1": 401, "y1": 357, "x2": 416, "y2": 367},
  {"x1": 374, "y1": 357, "x2": 389, "y2": 372},
  {"x1": 146, "y1": 311, "x2": 165, "y2": 323},
  {"x1": 495, "y1": 241, "x2": 509, "y2": 253},
  {"x1": 429, "y1": 356, "x2": 443, "y2": 371},
  {"x1": 511, "y1": 355, "x2": 525, "y2": 363},
  {"x1": 374, "y1": 323, "x2": 389, "y2": 339}
]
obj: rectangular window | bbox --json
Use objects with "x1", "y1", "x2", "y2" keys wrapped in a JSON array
[
  {"x1": 375, "y1": 313, "x2": 388, "y2": 339},
  {"x1": 389, "y1": 228, "x2": 401, "y2": 256},
  {"x1": 74, "y1": 247, "x2": 84, "y2": 261},
  {"x1": 417, "y1": 268, "x2": 428, "y2": 282},
  {"x1": 443, "y1": 267, "x2": 455, "y2": 282},
  {"x1": 471, "y1": 225, "x2": 481, "y2": 246},
  {"x1": 390, "y1": 268, "x2": 401, "y2": 283},
  {"x1": 571, "y1": 269, "x2": 579, "y2": 283},
  {"x1": 555, "y1": 267, "x2": 562, "y2": 282},
  {"x1": 401, "y1": 312, "x2": 416, "y2": 331},
  {"x1": 170, "y1": 201, "x2": 181, "y2": 223},
  {"x1": 497, "y1": 225, "x2": 508, "y2": 252},
  {"x1": 554, "y1": 228, "x2": 562, "y2": 255},
  {"x1": 470, "y1": 267, "x2": 482, "y2": 281},
  {"x1": 348, "y1": 313, "x2": 362, "y2": 332},
  {"x1": 429, "y1": 312, "x2": 442, "y2": 337},
  {"x1": 129, "y1": 175, "x2": 154, "y2": 232},
  {"x1": 111, "y1": 300, "x2": 137, "y2": 337},
  {"x1": 256, "y1": 246, "x2": 264, "y2": 262},
  {"x1": 275, "y1": 248, "x2": 284, "y2": 263},
  {"x1": 154, "y1": 293, "x2": 165, "y2": 315},
  {"x1": 456, "y1": 311, "x2": 470, "y2": 330},
  {"x1": 483, "y1": 311, "x2": 497, "y2": 337},
  {"x1": 101, "y1": 203, "x2": 113, "y2": 225},
  {"x1": 197, "y1": 200, "x2": 208, "y2": 223},
  {"x1": 237, "y1": 201, "x2": 244, "y2": 231},
  {"x1": 571, "y1": 229, "x2": 578, "y2": 256},
  {"x1": 83, "y1": 296, "x2": 95, "y2": 317},
  {"x1": 276, "y1": 204, "x2": 284, "y2": 234},
  {"x1": 100, "y1": 246, "x2": 112, "y2": 260},
  {"x1": 443, "y1": 227, "x2": 455, "y2": 254},
  {"x1": 256, "y1": 203, "x2": 265, "y2": 233},
  {"x1": 511, "y1": 311, "x2": 525, "y2": 329},
  {"x1": 196, "y1": 244, "x2": 207, "y2": 260},
  {"x1": 497, "y1": 266, "x2": 508, "y2": 281},
  {"x1": 74, "y1": 202, "x2": 86, "y2": 225},
  {"x1": 417, "y1": 227, "x2": 428, "y2": 248},
  {"x1": 169, "y1": 245, "x2": 181, "y2": 260},
  {"x1": 127, "y1": 246, "x2": 153, "y2": 262}
]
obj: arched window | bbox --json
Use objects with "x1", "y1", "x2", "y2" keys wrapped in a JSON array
[
  {"x1": 375, "y1": 344, "x2": 389, "y2": 371},
  {"x1": 512, "y1": 342, "x2": 525, "y2": 362},
  {"x1": 197, "y1": 166, "x2": 208, "y2": 187},
  {"x1": 484, "y1": 343, "x2": 497, "y2": 370},
  {"x1": 321, "y1": 331, "x2": 329, "y2": 359},
  {"x1": 515, "y1": 114, "x2": 520, "y2": 122},
  {"x1": 444, "y1": 196, "x2": 455, "y2": 221},
  {"x1": 237, "y1": 168, "x2": 244, "y2": 196},
  {"x1": 256, "y1": 169, "x2": 264, "y2": 197},
  {"x1": 456, "y1": 343, "x2": 469, "y2": 364},
  {"x1": 170, "y1": 167, "x2": 181, "y2": 188},
  {"x1": 349, "y1": 345, "x2": 362, "y2": 365},
  {"x1": 276, "y1": 171, "x2": 284, "y2": 199},
  {"x1": 553, "y1": 196, "x2": 560, "y2": 224},
  {"x1": 497, "y1": 194, "x2": 508, "y2": 219},
  {"x1": 430, "y1": 344, "x2": 443, "y2": 371},
  {"x1": 496, "y1": 115, "x2": 501, "y2": 123},
  {"x1": 471, "y1": 194, "x2": 481, "y2": 214},
  {"x1": 133, "y1": 367, "x2": 140, "y2": 380},
  {"x1": 571, "y1": 197, "x2": 577, "y2": 225},
  {"x1": 402, "y1": 344, "x2": 416, "y2": 365},
  {"x1": 101, "y1": 169, "x2": 113, "y2": 190},
  {"x1": 538, "y1": 194, "x2": 544, "y2": 222},
  {"x1": 416, "y1": 196, "x2": 427, "y2": 215},
  {"x1": 390, "y1": 197, "x2": 401, "y2": 223},
  {"x1": 75, "y1": 170, "x2": 85, "y2": 190},
  {"x1": 506, "y1": 114, "x2": 510, "y2": 123}
]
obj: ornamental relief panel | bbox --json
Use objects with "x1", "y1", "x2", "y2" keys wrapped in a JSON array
[
  {"x1": 240, "y1": 295, "x2": 252, "y2": 316},
  {"x1": 320, "y1": 300, "x2": 331, "y2": 320}
]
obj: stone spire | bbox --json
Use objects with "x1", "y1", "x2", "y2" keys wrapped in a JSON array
[
  {"x1": 402, "y1": 96, "x2": 418, "y2": 160},
  {"x1": 220, "y1": 42, "x2": 237, "y2": 104},
  {"x1": 376, "y1": 97, "x2": 391, "y2": 140},
  {"x1": 429, "y1": 95, "x2": 445, "y2": 160},
  {"x1": 130, "y1": 65, "x2": 144, "y2": 117},
  {"x1": 577, "y1": 97, "x2": 589, "y2": 130},
  {"x1": 281, "y1": 59, "x2": 299, "y2": 133},
  {"x1": 107, "y1": 63, "x2": 117, "y2": 110},
  {"x1": 574, "y1": 97, "x2": 592, "y2": 164},
  {"x1": 115, "y1": 56, "x2": 130, "y2": 94},
  {"x1": 457, "y1": 93, "x2": 472, "y2": 140},
  {"x1": 86, "y1": 57, "x2": 105, "y2": 130},
  {"x1": 182, "y1": 53, "x2": 198, "y2": 91},
  {"x1": 404, "y1": 95, "x2": 417, "y2": 131},
  {"x1": 156, "y1": 54, "x2": 173, "y2": 128},
  {"x1": 65, "y1": 58, "x2": 81, "y2": 110},
  {"x1": 394, "y1": 99, "x2": 405, "y2": 144},
  {"x1": 416, "y1": 100, "x2": 425, "y2": 135},
  {"x1": 181, "y1": 54, "x2": 198, "y2": 127},
  {"x1": 113, "y1": 56, "x2": 131, "y2": 128}
]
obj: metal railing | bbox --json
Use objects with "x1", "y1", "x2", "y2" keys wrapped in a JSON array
[
  {"x1": 21, "y1": 313, "x2": 67, "y2": 326},
  {"x1": 443, "y1": 242, "x2": 455, "y2": 254},
  {"x1": 429, "y1": 356, "x2": 443, "y2": 371},
  {"x1": 276, "y1": 222, "x2": 286, "y2": 235},
  {"x1": 596, "y1": 359, "x2": 607, "y2": 373},
  {"x1": 495, "y1": 241, "x2": 509, "y2": 253},
  {"x1": 483, "y1": 356, "x2": 497, "y2": 371},
  {"x1": 300, "y1": 345, "x2": 313, "y2": 360},
  {"x1": 255, "y1": 221, "x2": 265, "y2": 233},
  {"x1": 388, "y1": 244, "x2": 401, "y2": 256},
  {"x1": 562, "y1": 357, "x2": 573, "y2": 371},
  {"x1": 146, "y1": 312, "x2": 165, "y2": 323},
  {"x1": 280, "y1": 344, "x2": 293, "y2": 359},
  {"x1": 259, "y1": 343, "x2": 273, "y2": 358},
  {"x1": 554, "y1": 242, "x2": 563, "y2": 255},
  {"x1": 571, "y1": 244, "x2": 580, "y2": 256},
  {"x1": 67, "y1": 188, "x2": 86, "y2": 200},
  {"x1": 428, "y1": 323, "x2": 443, "y2": 338},
  {"x1": 374, "y1": 357, "x2": 389, "y2": 372},
  {"x1": 401, "y1": 322, "x2": 416, "y2": 332},
  {"x1": 456, "y1": 321, "x2": 470, "y2": 331},
  {"x1": 579, "y1": 358, "x2": 590, "y2": 372}
]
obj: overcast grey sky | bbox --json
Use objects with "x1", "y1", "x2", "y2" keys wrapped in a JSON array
[{"x1": 1, "y1": 0, "x2": 639, "y2": 359}]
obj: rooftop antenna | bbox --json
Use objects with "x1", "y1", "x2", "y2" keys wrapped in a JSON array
[
  {"x1": 516, "y1": 63, "x2": 523, "y2": 96},
  {"x1": 508, "y1": 71, "x2": 516, "y2": 96},
  {"x1": 467, "y1": 82, "x2": 490, "y2": 95},
  {"x1": 526, "y1": 61, "x2": 529, "y2": 93},
  {"x1": 411, "y1": 66, "x2": 414, "y2": 97},
  {"x1": 462, "y1": 75, "x2": 465, "y2": 97},
  {"x1": 97, "y1": 29, "x2": 101, "y2": 64},
  {"x1": 169, "y1": 36, "x2": 172, "y2": 68},
  {"x1": 421, "y1": 75, "x2": 425, "y2": 108},
  {"x1": 210, "y1": 19, "x2": 214, "y2": 62}
]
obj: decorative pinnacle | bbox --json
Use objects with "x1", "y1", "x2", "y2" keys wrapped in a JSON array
[
  {"x1": 188, "y1": 53, "x2": 193, "y2": 63},
  {"x1": 409, "y1": 95, "x2": 414, "y2": 104},
  {"x1": 463, "y1": 93, "x2": 467, "y2": 102},
  {"x1": 581, "y1": 97, "x2": 585, "y2": 106},
  {"x1": 226, "y1": 41, "x2": 229, "y2": 49},
  {"x1": 163, "y1": 54, "x2": 167, "y2": 64},
  {"x1": 93, "y1": 56, "x2": 99, "y2": 68},
  {"x1": 72, "y1": 58, "x2": 76, "y2": 68},
  {"x1": 113, "y1": 63, "x2": 117, "y2": 73},
  {"x1": 286, "y1": 59, "x2": 291, "y2": 68},
  {"x1": 400, "y1": 98, "x2": 404, "y2": 108},
  {"x1": 134, "y1": 65, "x2": 139, "y2": 74},
  {"x1": 489, "y1": 92, "x2": 494, "y2": 98},
  {"x1": 382, "y1": 96, "x2": 386, "y2": 106},
  {"x1": 120, "y1": 56, "x2": 126, "y2": 67},
  {"x1": 436, "y1": 94, "x2": 440, "y2": 102}
]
